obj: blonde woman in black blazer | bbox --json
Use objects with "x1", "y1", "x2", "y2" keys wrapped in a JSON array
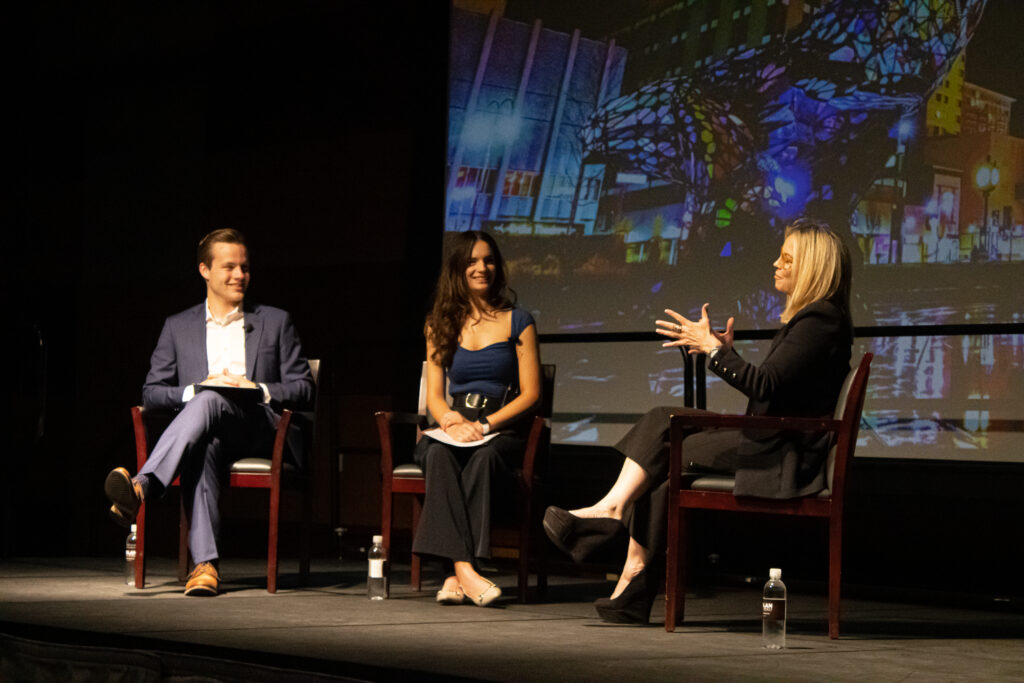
[{"x1": 544, "y1": 218, "x2": 853, "y2": 624}]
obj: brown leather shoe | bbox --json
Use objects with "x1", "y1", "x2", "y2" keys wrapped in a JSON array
[
  {"x1": 184, "y1": 562, "x2": 220, "y2": 596},
  {"x1": 104, "y1": 467, "x2": 143, "y2": 527}
]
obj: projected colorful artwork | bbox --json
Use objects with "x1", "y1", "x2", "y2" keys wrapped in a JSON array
[
  {"x1": 446, "y1": 0, "x2": 1024, "y2": 458},
  {"x1": 580, "y1": 0, "x2": 985, "y2": 228}
]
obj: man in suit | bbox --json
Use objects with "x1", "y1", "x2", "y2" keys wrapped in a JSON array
[{"x1": 104, "y1": 228, "x2": 314, "y2": 596}]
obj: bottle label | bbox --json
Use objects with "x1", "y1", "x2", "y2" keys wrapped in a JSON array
[
  {"x1": 762, "y1": 597, "x2": 786, "y2": 621},
  {"x1": 125, "y1": 550, "x2": 136, "y2": 562},
  {"x1": 369, "y1": 559, "x2": 384, "y2": 579}
]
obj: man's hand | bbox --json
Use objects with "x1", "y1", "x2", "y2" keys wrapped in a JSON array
[{"x1": 201, "y1": 369, "x2": 258, "y2": 389}]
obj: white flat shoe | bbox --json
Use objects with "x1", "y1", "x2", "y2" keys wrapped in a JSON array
[
  {"x1": 436, "y1": 587, "x2": 466, "y2": 605},
  {"x1": 465, "y1": 581, "x2": 501, "y2": 607}
]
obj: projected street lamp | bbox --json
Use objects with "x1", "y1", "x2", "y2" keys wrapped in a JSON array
[{"x1": 975, "y1": 156, "x2": 999, "y2": 255}]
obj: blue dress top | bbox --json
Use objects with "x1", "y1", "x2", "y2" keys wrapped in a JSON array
[{"x1": 447, "y1": 308, "x2": 535, "y2": 398}]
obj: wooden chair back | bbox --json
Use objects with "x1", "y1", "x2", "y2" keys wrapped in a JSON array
[{"x1": 665, "y1": 353, "x2": 872, "y2": 638}]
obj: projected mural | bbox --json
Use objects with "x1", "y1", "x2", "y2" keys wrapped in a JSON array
[
  {"x1": 580, "y1": 0, "x2": 983, "y2": 233},
  {"x1": 445, "y1": 0, "x2": 1023, "y2": 457}
]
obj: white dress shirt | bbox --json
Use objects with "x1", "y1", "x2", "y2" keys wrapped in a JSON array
[{"x1": 181, "y1": 301, "x2": 270, "y2": 403}]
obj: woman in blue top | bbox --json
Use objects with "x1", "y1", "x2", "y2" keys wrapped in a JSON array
[{"x1": 413, "y1": 230, "x2": 541, "y2": 607}]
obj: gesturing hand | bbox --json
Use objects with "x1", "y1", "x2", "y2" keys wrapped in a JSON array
[
  {"x1": 655, "y1": 304, "x2": 734, "y2": 355},
  {"x1": 709, "y1": 306, "x2": 735, "y2": 350}
]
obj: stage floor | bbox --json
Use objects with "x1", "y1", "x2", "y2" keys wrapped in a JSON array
[{"x1": 2, "y1": 557, "x2": 1023, "y2": 681}]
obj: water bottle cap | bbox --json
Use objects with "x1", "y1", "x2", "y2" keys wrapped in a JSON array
[
  {"x1": 130, "y1": 524, "x2": 137, "y2": 533},
  {"x1": 769, "y1": 567, "x2": 781, "y2": 579},
  {"x1": 372, "y1": 535, "x2": 383, "y2": 544}
]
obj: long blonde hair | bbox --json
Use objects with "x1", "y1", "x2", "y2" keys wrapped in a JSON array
[{"x1": 779, "y1": 218, "x2": 851, "y2": 324}]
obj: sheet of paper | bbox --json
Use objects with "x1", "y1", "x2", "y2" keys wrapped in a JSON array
[{"x1": 421, "y1": 428, "x2": 500, "y2": 448}]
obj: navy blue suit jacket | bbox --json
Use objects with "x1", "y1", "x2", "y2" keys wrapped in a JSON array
[{"x1": 142, "y1": 302, "x2": 314, "y2": 413}]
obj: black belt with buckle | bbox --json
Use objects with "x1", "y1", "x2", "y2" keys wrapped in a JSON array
[{"x1": 450, "y1": 392, "x2": 504, "y2": 420}]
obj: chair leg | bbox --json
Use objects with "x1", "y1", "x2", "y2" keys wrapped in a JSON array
[
  {"x1": 410, "y1": 495, "x2": 422, "y2": 592},
  {"x1": 526, "y1": 500, "x2": 549, "y2": 602},
  {"x1": 267, "y1": 481, "x2": 282, "y2": 594},
  {"x1": 178, "y1": 498, "x2": 189, "y2": 582},
  {"x1": 299, "y1": 480, "x2": 311, "y2": 587},
  {"x1": 517, "y1": 531, "x2": 530, "y2": 604},
  {"x1": 517, "y1": 493, "x2": 533, "y2": 604},
  {"x1": 536, "y1": 555, "x2": 547, "y2": 600},
  {"x1": 135, "y1": 501, "x2": 147, "y2": 589},
  {"x1": 381, "y1": 491, "x2": 393, "y2": 598},
  {"x1": 828, "y1": 515, "x2": 843, "y2": 639},
  {"x1": 665, "y1": 507, "x2": 688, "y2": 632}
]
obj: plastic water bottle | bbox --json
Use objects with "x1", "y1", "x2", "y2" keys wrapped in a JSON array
[
  {"x1": 125, "y1": 524, "x2": 137, "y2": 586},
  {"x1": 367, "y1": 535, "x2": 387, "y2": 600},
  {"x1": 762, "y1": 567, "x2": 786, "y2": 649}
]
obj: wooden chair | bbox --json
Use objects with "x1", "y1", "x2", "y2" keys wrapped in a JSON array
[
  {"x1": 375, "y1": 364, "x2": 555, "y2": 603},
  {"x1": 130, "y1": 359, "x2": 320, "y2": 593},
  {"x1": 665, "y1": 353, "x2": 872, "y2": 638}
]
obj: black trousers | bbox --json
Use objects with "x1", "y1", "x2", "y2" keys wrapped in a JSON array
[
  {"x1": 411, "y1": 433, "x2": 523, "y2": 567},
  {"x1": 616, "y1": 406, "x2": 747, "y2": 558}
]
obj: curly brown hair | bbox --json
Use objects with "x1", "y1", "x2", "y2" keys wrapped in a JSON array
[{"x1": 427, "y1": 231, "x2": 517, "y2": 368}]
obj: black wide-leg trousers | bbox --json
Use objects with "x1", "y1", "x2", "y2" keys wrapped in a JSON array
[
  {"x1": 411, "y1": 434, "x2": 523, "y2": 567},
  {"x1": 615, "y1": 406, "x2": 747, "y2": 557}
]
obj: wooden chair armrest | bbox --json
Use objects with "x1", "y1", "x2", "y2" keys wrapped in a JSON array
[
  {"x1": 131, "y1": 406, "x2": 179, "y2": 470},
  {"x1": 667, "y1": 413, "x2": 842, "y2": 506},
  {"x1": 519, "y1": 415, "x2": 548, "y2": 489},
  {"x1": 375, "y1": 411, "x2": 427, "y2": 479},
  {"x1": 381, "y1": 412, "x2": 429, "y2": 427},
  {"x1": 270, "y1": 408, "x2": 294, "y2": 478},
  {"x1": 131, "y1": 406, "x2": 148, "y2": 470},
  {"x1": 669, "y1": 413, "x2": 841, "y2": 437}
]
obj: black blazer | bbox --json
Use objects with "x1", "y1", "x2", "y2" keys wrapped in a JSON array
[{"x1": 707, "y1": 298, "x2": 852, "y2": 498}]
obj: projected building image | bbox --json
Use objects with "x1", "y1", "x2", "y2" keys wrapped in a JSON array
[
  {"x1": 445, "y1": 0, "x2": 1024, "y2": 458},
  {"x1": 445, "y1": 8, "x2": 626, "y2": 237}
]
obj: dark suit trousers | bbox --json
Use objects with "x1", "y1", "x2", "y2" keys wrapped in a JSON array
[
  {"x1": 616, "y1": 406, "x2": 746, "y2": 557},
  {"x1": 411, "y1": 433, "x2": 523, "y2": 566},
  {"x1": 139, "y1": 391, "x2": 276, "y2": 564}
]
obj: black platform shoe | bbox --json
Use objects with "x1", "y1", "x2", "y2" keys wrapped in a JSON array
[
  {"x1": 593, "y1": 566, "x2": 660, "y2": 625},
  {"x1": 542, "y1": 506, "x2": 628, "y2": 564}
]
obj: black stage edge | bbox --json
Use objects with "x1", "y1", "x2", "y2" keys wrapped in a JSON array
[
  {"x1": 0, "y1": 621, "x2": 473, "y2": 683},
  {"x1": 3, "y1": 558, "x2": 1024, "y2": 682}
]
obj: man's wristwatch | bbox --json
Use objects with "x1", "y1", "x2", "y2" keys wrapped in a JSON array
[{"x1": 479, "y1": 416, "x2": 490, "y2": 435}]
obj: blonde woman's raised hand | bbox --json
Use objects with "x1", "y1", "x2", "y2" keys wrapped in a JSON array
[{"x1": 656, "y1": 304, "x2": 732, "y2": 355}]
